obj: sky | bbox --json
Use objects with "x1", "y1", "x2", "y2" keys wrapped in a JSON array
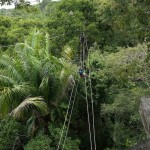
[
  {"x1": 0, "y1": 0, "x2": 40, "y2": 9},
  {"x1": 0, "y1": 0, "x2": 59, "y2": 9}
]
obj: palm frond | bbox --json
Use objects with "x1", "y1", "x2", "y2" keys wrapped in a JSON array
[
  {"x1": 50, "y1": 55, "x2": 63, "y2": 69},
  {"x1": 30, "y1": 30, "x2": 42, "y2": 49},
  {"x1": 10, "y1": 97, "x2": 49, "y2": 118},
  {"x1": 39, "y1": 77, "x2": 49, "y2": 100},
  {"x1": 15, "y1": 43, "x2": 43, "y2": 83},
  {"x1": 45, "y1": 33, "x2": 50, "y2": 55},
  {"x1": 15, "y1": 44, "x2": 32, "y2": 77},
  {"x1": 62, "y1": 45, "x2": 73, "y2": 61},
  {"x1": 39, "y1": 75, "x2": 62, "y2": 106},
  {"x1": 0, "y1": 83, "x2": 37, "y2": 115},
  {"x1": 0, "y1": 55, "x2": 22, "y2": 81},
  {"x1": 0, "y1": 74, "x2": 17, "y2": 87},
  {"x1": 41, "y1": 61, "x2": 55, "y2": 77}
]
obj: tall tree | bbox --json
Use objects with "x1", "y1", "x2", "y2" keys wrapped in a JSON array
[{"x1": 0, "y1": 29, "x2": 76, "y2": 135}]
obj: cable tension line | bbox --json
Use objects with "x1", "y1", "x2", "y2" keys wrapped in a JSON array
[{"x1": 57, "y1": 80, "x2": 78, "y2": 150}]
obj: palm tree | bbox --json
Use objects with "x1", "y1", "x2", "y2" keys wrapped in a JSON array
[{"x1": 0, "y1": 29, "x2": 77, "y2": 134}]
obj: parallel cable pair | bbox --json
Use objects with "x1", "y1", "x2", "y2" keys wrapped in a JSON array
[
  {"x1": 82, "y1": 33, "x2": 97, "y2": 150},
  {"x1": 57, "y1": 32, "x2": 96, "y2": 150},
  {"x1": 86, "y1": 40, "x2": 97, "y2": 150},
  {"x1": 57, "y1": 81, "x2": 79, "y2": 150}
]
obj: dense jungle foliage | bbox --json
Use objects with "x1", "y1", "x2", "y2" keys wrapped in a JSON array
[{"x1": 0, "y1": 0, "x2": 150, "y2": 149}]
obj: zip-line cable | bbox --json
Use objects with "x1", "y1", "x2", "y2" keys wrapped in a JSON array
[
  {"x1": 85, "y1": 76, "x2": 93, "y2": 150},
  {"x1": 82, "y1": 33, "x2": 85, "y2": 68},
  {"x1": 83, "y1": 34, "x2": 93, "y2": 150},
  {"x1": 0, "y1": 45, "x2": 16, "y2": 48},
  {"x1": 0, "y1": 24, "x2": 147, "y2": 48},
  {"x1": 0, "y1": 33, "x2": 66, "y2": 48},
  {"x1": 57, "y1": 82, "x2": 76, "y2": 150},
  {"x1": 57, "y1": 32, "x2": 96, "y2": 150},
  {"x1": 89, "y1": 55, "x2": 97, "y2": 150},
  {"x1": 62, "y1": 81, "x2": 79, "y2": 150},
  {"x1": 87, "y1": 43, "x2": 97, "y2": 150}
]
